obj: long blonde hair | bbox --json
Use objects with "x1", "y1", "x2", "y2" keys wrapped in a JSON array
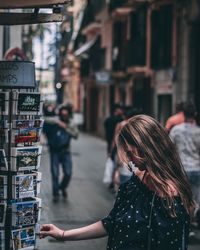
[{"x1": 116, "y1": 115, "x2": 195, "y2": 216}]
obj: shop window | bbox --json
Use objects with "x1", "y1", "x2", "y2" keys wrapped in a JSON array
[
  {"x1": 112, "y1": 20, "x2": 128, "y2": 71},
  {"x1": 127, "y1": 8, "x2": 147, "y2": 67},
  {"x1": 81, "y1": 0, "x2": 95, "y2": 29},
  {"x1": 158, "y1": 95, "x2": 172, "y2": 125},
  {"x1": 151, "y1": 5, "x2": 173, "y2": 69},
  {"x1": 90, "y1": 37, "x2": 105, "y2": 71},
  {"x1": 132, "y1": 78, "x2": 151, "y2": 115},
  {"x1": 80, "y1": 58, "x2": 90, "y2": 77},
  {"x1": 91, "y1": 0, "x2": 106, "y2": 15}
]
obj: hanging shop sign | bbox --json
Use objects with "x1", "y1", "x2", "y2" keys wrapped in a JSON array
[
  {"x1": 0, "y1": 61, "x2": 35, "y2": 89},
  {"x1": 154, "y1": 69, "x2": 174, "y2": 95},
  {"x1": 95, "y1": 70, "x2": 112, "y2": 85}
]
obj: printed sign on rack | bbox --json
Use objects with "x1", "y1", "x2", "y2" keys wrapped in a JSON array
[
  {"x1": 0, "y1": 61, "x2": 35, "y2": 89},
  {"x1": 13, "y1": 92, "x2": 43, "y2": 115}
]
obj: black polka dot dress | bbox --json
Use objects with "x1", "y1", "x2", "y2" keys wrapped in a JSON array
[{"x1": 102, "y1": 173, "x2": 190, "y2": 250}]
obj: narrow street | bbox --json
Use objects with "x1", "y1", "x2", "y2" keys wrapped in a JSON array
[
  {"x1": 37, "y1": 133, "x2": 114, "y2": 250},
  {"x1": 37, "y1": 133, "x2": 200, "y2": 250}
]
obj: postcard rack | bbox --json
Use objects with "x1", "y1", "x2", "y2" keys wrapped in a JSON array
[{"x1": 0, "y1": 61, "x2": 43, "y2": 250}]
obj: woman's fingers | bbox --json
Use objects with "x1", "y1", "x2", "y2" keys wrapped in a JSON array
[
  {"x1": 39, "y1": 224, "x2": 63, "y2": 240},
  {"x1": 39, "y1": 224, "x2": 54, "y2": 239},
  {"x1": 40, "y1": 230, "x2": 49, "y2": 237},
  {"x1": 40, "y1": 224, "x2": 52, "y2": 231}
]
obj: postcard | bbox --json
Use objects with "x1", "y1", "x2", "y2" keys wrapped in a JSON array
[
  {"x1": 13, "y1": 174, "x2": 34, "y2": 199},
  {"x1": 11, "y1": 146, "x2": 42, "y2": 171},
  {"x1": 13, "y1": 119, "x2": 44, "y2": 130},
  {"x1": 0, "y1": 202, "x2": 6, "y2": 227},
  {"x1": 12, "y1": 198, "x2": 41, "y2": 227},
  {"x1": 12, "y1": 127, "x2": 42, "y2": 146},
  {"x1": 0, "y1": 149, "x2": 7, "y2": 170},
  {"x1": 0, "y1": 92, "x2": 9, "y2": 115},
  {"x1": 0, "y1": 230, "x2": 5, "y2": 250},
  {"x1": 13, "y1": 173, "x2": 41, "y2": 199},
  {"x1": 12, "y1": 226, "x2": 35, "y2": 250},
  {"x1": 0, "y1": 176, "x2": 7, "y2": 200},
  {"x1": 13, "y1": 92, "x2": 43, "y2": 115}
]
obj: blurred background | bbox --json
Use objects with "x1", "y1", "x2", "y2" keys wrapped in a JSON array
[{"x1": 1, "y1": 0, "x2": 200, "y2": 132}]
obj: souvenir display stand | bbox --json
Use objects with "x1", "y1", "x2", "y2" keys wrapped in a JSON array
[{"x1": 0, "y1": 61, "x2": 43, "y2": 250}]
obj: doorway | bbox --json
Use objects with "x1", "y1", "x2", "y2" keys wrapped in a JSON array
[{"x1": 158, "y1": 94, "x2": 172, "y2": 126}]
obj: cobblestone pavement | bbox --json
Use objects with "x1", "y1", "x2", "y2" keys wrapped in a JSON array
[{"x1": 37, "y1": 133, "x2": 200, "y2": 250}]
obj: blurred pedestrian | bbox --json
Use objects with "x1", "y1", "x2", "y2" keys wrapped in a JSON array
[
  {"x1": 104, "y1": 103, "x2": 124, "y2": 156},
  {"x1": 113, "y1": 108, "x2": 140, "y2": 190},
  {"x1": 40, "y1": 115, "x2": 194, "y2": 250},
  {"x1": 170, "y1": 103, "x2": 200, "y2": 228},
  {"x1": 165, "y1": 102, "x2": 185, "y2": 133},
  {"x1": 43, "y1": 103, "x2": 56, "y2": 117},
  {"x1": 43, "y1": 104, "x2": 78, "y2": 202},
  {"x1": 104, "y1": 104, "x2": 124, "y2": 191}
]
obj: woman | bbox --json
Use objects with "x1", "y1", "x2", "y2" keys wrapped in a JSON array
[{"x1": 40, "y1": 115, "x2": 195, "y2": 249}]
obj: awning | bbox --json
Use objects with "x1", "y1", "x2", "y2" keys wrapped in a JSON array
[
  {"x1": 68, "y1": 5, "x2": 85, "y2": 51},
  {"x1": 0, "y1": 0, "x2": 70, "y2": 8},
  {"x1": 0, "y1": 13, "x2": 63, "y2": 25},
  {"x1": 74, "y1": 36, "x2": 98, "y2": 57}
]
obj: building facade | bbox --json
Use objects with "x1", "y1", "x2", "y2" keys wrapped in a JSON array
[{"x1": 66, "y1": 0, "x2": 200, "y2": 136}]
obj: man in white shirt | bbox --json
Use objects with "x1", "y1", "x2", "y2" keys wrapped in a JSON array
[{"x1": 170, "y1": 103, "x2": 200, "y2": 228}]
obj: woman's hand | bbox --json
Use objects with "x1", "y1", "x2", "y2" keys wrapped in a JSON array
[
  {"x1": 40, "y1": 221, "x2": 107, "y2": 241},
  {"x1": 40, "y1": 224, "x2": 64, "y2": 240}
]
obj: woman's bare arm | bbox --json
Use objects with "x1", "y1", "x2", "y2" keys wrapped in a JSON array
[{"x1": 40, "y1": 221, "x2": 107, "y2": 241}]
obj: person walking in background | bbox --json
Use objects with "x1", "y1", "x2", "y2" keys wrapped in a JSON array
[
  {"x1": 40, "y1": 115, "x2": 194, "y2": 249},
  {"x1": 104, "y1": 103, "x2": 124, "y2": 156},
  {"x1": 113, "y1": 108, "x2": 140, "y2": 190},
  {"x1": 43, "y1": 104, "x2": 78, "y2": 202},
  {"x1": 170, "y1": 103, "x2": 200, "y2": 229},
  {"x1": 104, "y1": 104, "x2": 124, "y2": 191},
  {"x1": 165, "y1": 102, "x2": 185, "y2": 133}
]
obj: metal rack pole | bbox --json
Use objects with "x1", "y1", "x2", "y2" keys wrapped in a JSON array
[{"x1": 5, "y1": 90, "x2": 14, "y2": 250}]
